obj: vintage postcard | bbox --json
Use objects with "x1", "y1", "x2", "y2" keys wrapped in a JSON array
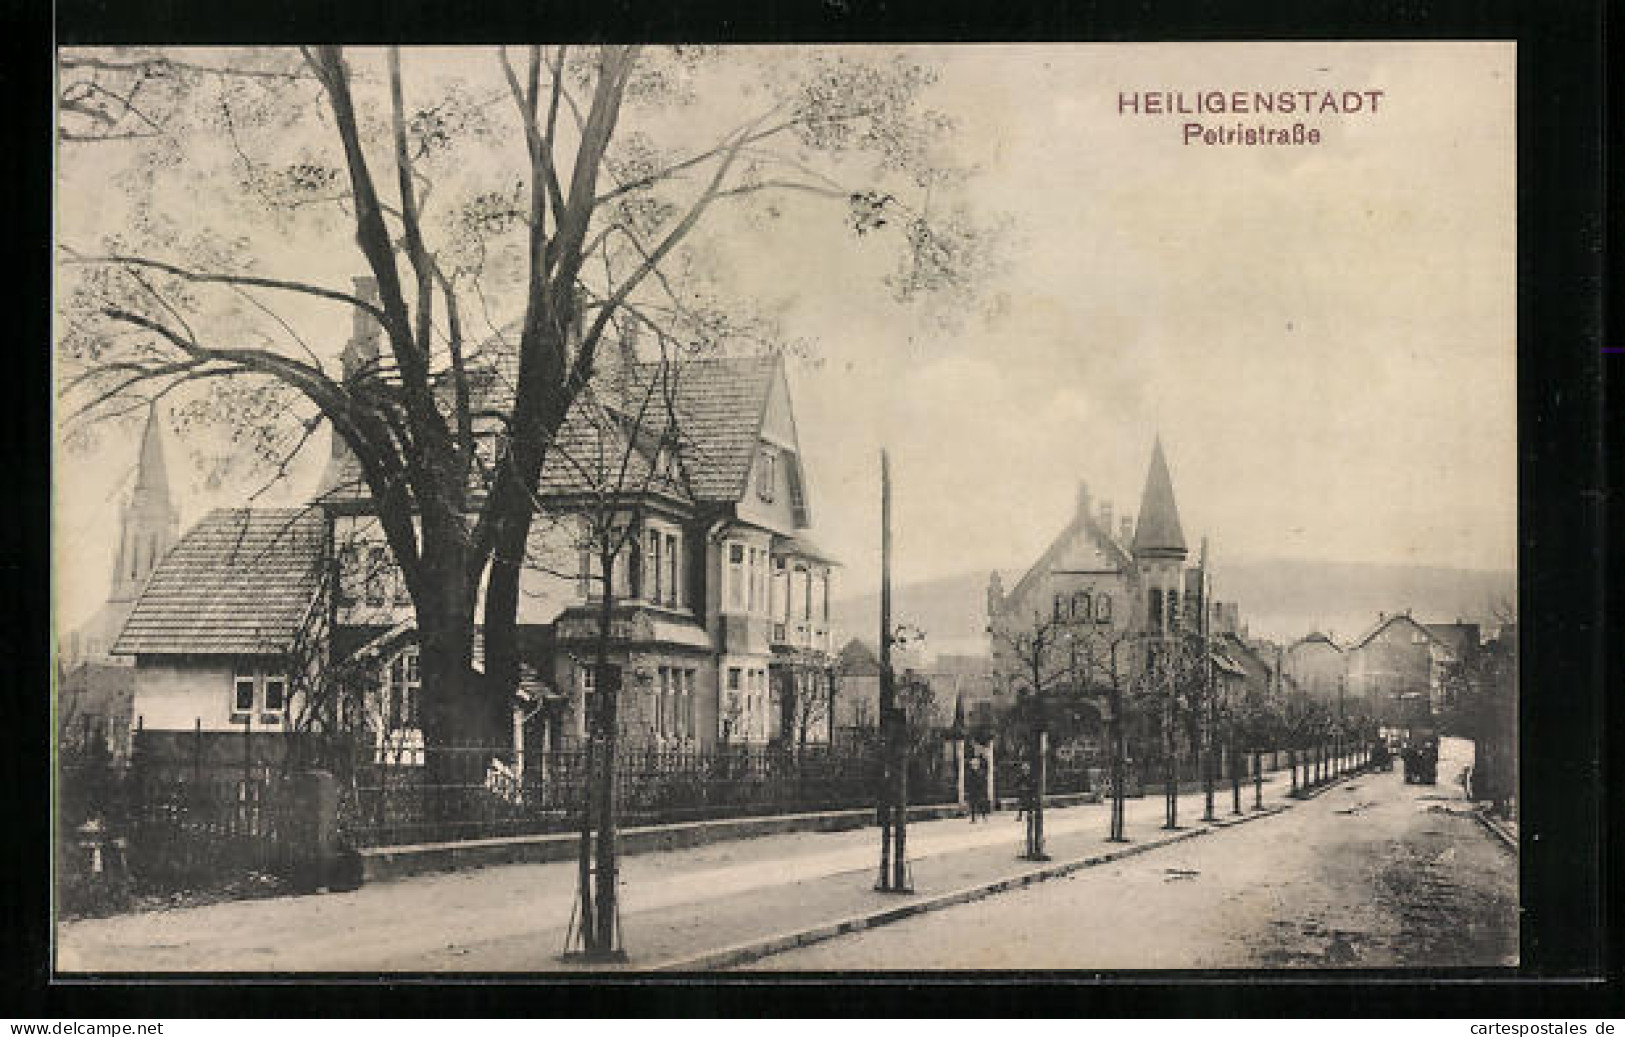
[{"x1": 53, "y1": 42, "x2": 1518, "y2": 972}]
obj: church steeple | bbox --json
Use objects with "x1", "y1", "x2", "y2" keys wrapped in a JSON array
[
  {"x1": 1131, "y1": 436, "x2": 1187, "y2": 560},
  {"x1": 109, "y1": 404, "x2": 179, "y2": 603}
]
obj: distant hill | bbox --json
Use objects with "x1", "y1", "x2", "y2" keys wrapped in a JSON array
[
  {"x1": 829, "y1": 558, "x2": 1515, "y2": 658},
  {"x1": 830, "y1": 570, "x2": 1000, "y2": 661},
  {"x1": 1207, "y1": 557, "x2": 1515, "y2": 645}
]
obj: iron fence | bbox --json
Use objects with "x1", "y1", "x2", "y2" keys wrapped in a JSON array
[{"x1": 340, "y1": 742, "x2": 958, "y2": 849}]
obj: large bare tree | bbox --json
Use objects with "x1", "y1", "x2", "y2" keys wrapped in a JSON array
[{"x1": 58, "y1": 45, "x2": 998, "y2": 774}]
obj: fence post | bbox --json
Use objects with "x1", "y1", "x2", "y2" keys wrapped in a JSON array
[{"x1": 287, "y1": 769, "x2": 341, "y2": 892}]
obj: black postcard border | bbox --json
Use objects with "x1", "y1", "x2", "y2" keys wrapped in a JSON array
[{"x1": 10, "y1": 0, "x2": 1614, "y2": 1018}]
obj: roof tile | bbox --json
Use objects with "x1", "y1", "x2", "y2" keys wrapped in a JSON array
[{"x1": 112, "y1": 508, "x2": 326, "y2": 656}]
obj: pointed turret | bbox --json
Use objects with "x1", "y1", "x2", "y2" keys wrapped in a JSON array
[
  {"x1": 1131, "y1": 436, "x2": 1187, "y2": 560},
  {"x1": 109, "y1": 404, "x2": 179, "y2": 603}
]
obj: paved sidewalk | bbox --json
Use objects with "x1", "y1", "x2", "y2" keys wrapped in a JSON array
[{"x1": 59, "y1": 769, "x2": 1315, "y2": 973}]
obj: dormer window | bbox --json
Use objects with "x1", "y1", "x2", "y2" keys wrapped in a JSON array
[{"x1": 757, "y1": 446, "x2": 777, "y2": 502}]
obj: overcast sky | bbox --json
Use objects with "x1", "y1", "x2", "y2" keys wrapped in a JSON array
[{"x1": 55, "y1": 42, "x2": 1517, "y2": 631}]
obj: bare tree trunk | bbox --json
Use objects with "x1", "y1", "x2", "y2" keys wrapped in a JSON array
[
  {"x1": 589, "y1": 571, "x2": 624, "y2": 959},
  {"x1": 1109, "y1": 685, "x2": 1126, "y2": 841}
]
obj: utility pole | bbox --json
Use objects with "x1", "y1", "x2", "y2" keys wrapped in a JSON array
[
  {"x1": 875, "y1": 449, "x2": 911, "y2": 893},
  {"x1": 1107, "y1": 639, "x2": 1127, "y2": 843}
]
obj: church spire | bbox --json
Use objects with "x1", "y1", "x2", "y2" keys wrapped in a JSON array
[
  {"x1": 131, "y1": 402, "x2": 170, "y2": 506},
  {"x1": 1131, "y1": 435, "x2": 1187, "y2": 560},
  {"x1": 109, "y1": 404, "x2": 179, "y2": 603}
]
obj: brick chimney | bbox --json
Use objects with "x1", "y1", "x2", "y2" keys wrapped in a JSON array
[
  {"x1": 343, "y1": 276, "x2": 382, "y2": 380},
  {"x1": 612, "y1": 316, "x2": 640, "y2": 409},
  {"x1": 1120, "y1": 513, "x2": 1134, "y2": 544},
  {"x1": 1099, "y1": 500, "x2": 1113, "y2": 531}
]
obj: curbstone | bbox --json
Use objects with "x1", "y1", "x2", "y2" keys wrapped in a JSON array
[
  {"x1": 359, "y1": 793, "x2": 1099, "y2": 884},
  {"x1": 1473, "y1": 808, "x2": 1518, "y2": 854},
  {"x1": 650, "y1": 803, "x2": 1290, "y2": 971}
]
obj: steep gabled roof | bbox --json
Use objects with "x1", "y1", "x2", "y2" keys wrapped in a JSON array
[
  {"x1": 1132, "y1": 437, "x2": 1187, "y2": 558},
  {"x1": 538, "y1": 390, "x2": 694, "y2": 504},
  {"x1": 317, "y1": 352, "x2": 783, "y2": 511},
  {"x1": 1002, "y1": 507, "x2": 1133, "y2": 616},
  {"x1": 641, "y1": 355, "x2": 780, "y2": 502},
  {"x1": 837, "y1": 637, "x2": 881, "y2": 674},
  {"x1": 1349, "y1": 612, "x2": 1453, "y2": 654},
  {"x1": 113, "y1": 509, "x2": 327, "y2": 656},
  {"x1": 1289, "y1": 631, "x2": 1344, "y2": 654}
]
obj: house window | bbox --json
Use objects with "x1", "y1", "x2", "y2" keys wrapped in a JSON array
[
  {"x1": 386, "y1": 649, "x2": 420, "y2": 731},
  {"x1": 757, "y1": 447, "x2": 776, "y2": 502},
  {"x1": 1054, "y1": 594, "x2": 1063, "y2": 621},
  {"x1": 746, "y1": 547, "x2": 759, "y2": 612},
  {"x1": 580, "y1": 663, "x2": 598, "y2": 695},
  {"x1": 727, "y1": 544, "x2": 746, "y2": 612},
  {"x1": 1073, "y1": 591, "x2": 1091, "y2": 619},
  {"x1": 791, "y1": 565, "x2": 809, "y2": 623},
  {"x1": 682, "y1": 669, "x2": 696, "y2": 738},
  {"x1": 654, "y1": 667, "x2": 668, "y2": 738},
  {"x1": 262, "y1": 675, "x2": 287, "y2": 720},
  {"x1": 362, "y1": 545, "x2": 391, "y2": 606},
  {"x1": 664, "y1": 531, "x2": 679, "y2": 606},
  {"x1": 1096, "y1": 594, "x2": 1113, "y2": 624},
  {"x1": 337, "y1": 544, "x2": 360, "y2": 606},
  {"x1": 578, "y1": 537, "x2": 593, "y2": 599},
  {"x1": 647, "y1": 529, "x2": 663, "y2": 604},
  {"x1": 232, "y1": 664, "x2": 288, "y2": 723},
  {"x1": 233, "y1": 674, "x2": 257, "y2": 717},
  {"x1": 1148, "y1": 588, "x2": 1163, "y2": 631},
  {"x1": 819, "y1": 570, "x2": 829, "y2": 624},
  {"x1": 772, "y1": 557, "x2": 789, "y2": 625},
  {"x1": 623, "y1": 533, "x2": 641, "y2": 600}
]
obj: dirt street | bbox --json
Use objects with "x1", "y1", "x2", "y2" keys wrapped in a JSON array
[{"x1": 743, "y1": 737, "x2": 1517, "y2": 969}]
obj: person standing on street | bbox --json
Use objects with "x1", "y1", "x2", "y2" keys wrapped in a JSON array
[{"x1": 967, "y1": 753, "x2": 990, "y2": 822}]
